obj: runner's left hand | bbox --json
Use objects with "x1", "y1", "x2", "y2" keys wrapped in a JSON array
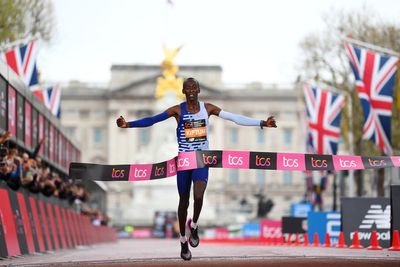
[{"x1": 263, "y1": 116, "x2": 277, "y2": 128}]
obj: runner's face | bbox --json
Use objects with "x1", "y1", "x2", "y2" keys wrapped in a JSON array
[{"x1": 183, "y1": 81, "x2": 199, "y2": 101}]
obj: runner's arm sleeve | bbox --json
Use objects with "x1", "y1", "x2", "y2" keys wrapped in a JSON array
[
  {"x1": 219, "y1": 110, "x2": 262, "y2": 127},
  {"x1": 128, "y1": 111, "x2": 169, "y2": 128}
]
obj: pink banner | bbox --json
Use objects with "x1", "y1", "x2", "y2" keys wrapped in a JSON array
[
  {"x1": 391, "y1": 156, "x2": 400, "y2": 167},
  {"x1": 177, "y1": 151, "x2": 197, "y2": 171},
  {"x1": 222, "y1": 150, "x2": 250, "y2": 169},
  {"x1": 38, "y1": 114, "x2": 44, "y2": 155},
  {"x1": 49, "y1": 125, "x2": 54, "y2": 161},
  {"x1": 66, "y1": 141, "x2": 70, "y2": 169},
  {"x1": 131, "y1": 228, "x2": 152, "y2": 239},
  {"x1": 277, "y1": 153, "x2": 305, "y2": 170},
  {"x1": 24, "y1": 101, "x2": 32, "y2": 148},
  {"x1": 7, "y1": 85, "x2": 16, "y2": 136},
  {"x1": 260, "y1": 219, "x2": 282, "y2": 241},
  {"x1": 129, "y1": 164, "x2": 152, "y2": 181},
  {"x1": 167, "y1": 158, "x2": 177, "y2": 176},
  {"x1": 333, "y1": 155, "x2": 364, "y2": 170}
]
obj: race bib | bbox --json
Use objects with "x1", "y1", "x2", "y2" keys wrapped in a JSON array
[{"x1": 184, "y1": 119, "x2": 207, "y2": 142}]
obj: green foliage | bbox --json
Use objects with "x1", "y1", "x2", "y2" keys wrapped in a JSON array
[
  {"x1": 0, "y1": 0, "x2": 54, "y2": 49},
  {"x1": 0, "y1": 0, "x2": 25, "y2": 44}
]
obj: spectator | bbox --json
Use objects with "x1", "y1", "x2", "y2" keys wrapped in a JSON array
[{"x1": 4, "y1": 148, "x2": 22, "y2": 191}]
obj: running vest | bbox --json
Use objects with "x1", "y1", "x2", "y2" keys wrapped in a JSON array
[{"x1": 176, "y1": 102, "x2": 210, "y2": 152}]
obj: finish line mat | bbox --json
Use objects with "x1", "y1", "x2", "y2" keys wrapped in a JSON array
[{"x1": 69, "y1": 150, "x2": 400, "y2": 181}]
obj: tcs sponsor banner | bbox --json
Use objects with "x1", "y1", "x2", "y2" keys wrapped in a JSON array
[
  {"x1": 70, "y1": 150, "x2": 400, "y2": 182},
  {"x1": 260, "y1": 220, "x2": 282, "y2": 242},
  {"x1": 342, "y1": 197, "x2": 390, "y2": 248},
  {"x1": 307, "y1": 211, "x2": 341, "y2": 245}
]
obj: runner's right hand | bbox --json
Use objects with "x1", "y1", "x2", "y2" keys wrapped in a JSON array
[{"x1": 116, "y1": 116, "x2": 128, "y2": 128}]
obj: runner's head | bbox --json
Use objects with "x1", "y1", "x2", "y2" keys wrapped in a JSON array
[{"x1": 183, "y1": 77, "x2": 200, "y2": 102}]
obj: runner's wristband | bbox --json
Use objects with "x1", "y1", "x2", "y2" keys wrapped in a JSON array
[
  {"x1": 219, "y1": 110, "x2": 261, "y2": 127},
  {"x1": 128, "y1": 111, "x2": 169, "y2": 128}
]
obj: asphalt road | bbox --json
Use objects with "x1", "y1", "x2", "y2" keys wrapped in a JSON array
[{"x1": 1, "y1": 239, "x2": 399, "y2": 267}]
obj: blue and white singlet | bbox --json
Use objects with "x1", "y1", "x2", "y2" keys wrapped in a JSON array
[{"x1": 176, "y1": 101, "x2": 210, "y2": 152}]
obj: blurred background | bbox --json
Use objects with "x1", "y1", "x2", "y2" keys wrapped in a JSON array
[{"x1": 1, "y1": 0, "x2": 399, "y2": 240}]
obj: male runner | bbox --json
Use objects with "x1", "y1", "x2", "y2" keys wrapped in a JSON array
[{"x1": 116, "y1": 77, "x2": 277, "y2": 260}]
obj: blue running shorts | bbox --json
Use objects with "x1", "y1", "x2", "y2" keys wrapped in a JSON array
[{"x1": 177, "y1": 167, "x2": 209, "y2": 196}]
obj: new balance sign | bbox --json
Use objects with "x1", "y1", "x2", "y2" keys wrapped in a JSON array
[
  {"x1": 341, "y1": 197, "x2": 390, "y2": 248},
  {"x1": 359, "y1": 205, "x2": 390, "y2": 229}
]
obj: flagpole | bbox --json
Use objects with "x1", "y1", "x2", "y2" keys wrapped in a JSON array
[
  {"x1": 343, "y1": 36, "x2": 400, "y2": 57},
  {"x1": 347, "y1": 93, "x2": 355, "y2": 197}
]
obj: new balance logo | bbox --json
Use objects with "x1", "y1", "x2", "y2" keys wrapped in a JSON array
[{"x1": 359, "y1": 205, "x2": 390, "y2": 229}]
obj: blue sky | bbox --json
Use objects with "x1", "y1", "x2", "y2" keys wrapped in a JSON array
[{"x1": 38, "y1": 0, "x2": 400, "y2": 85}]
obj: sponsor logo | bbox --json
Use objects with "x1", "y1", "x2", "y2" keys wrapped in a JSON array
[
  {"x1": 177, "y1": 151, "x2": 198, "y2": 170},
  {"x1": 350, "y1": 231, "x2": 390, "y2": 241},
  {"x1": 263, "y1": 226, "x2": 282, "y2": 238},
  {"x1": 349, "y1": 204, "x2": 391, "y2": 242},
  {"x1": 339, "y1": 159, "x2": 356, "y2": 168},
  {"x1": 326, "y1": 213, "x2": 341, "y2": 238},
  {"x1": 311, "y1": 157, "x2": 327, "y2": 168},
  {"x1": 368, "y1": 159, "x2": 386, "y2": 167},
  {"x1": 151, "y1": 162, "x2": 167, "y2": 179},
  {"x1": 228, "y1": 155, "x2": 243, "y2": 165},
  {"x1": 154, "y1": 166, "x2": 164, "y2": 176},
  {"x1": 250, "y1": 152, "x2": 277, "y2": 169},
  {"x1": 168, "y1": 161, "x2": 176, "y2": 174},
  {"x1": 111, "y1": 168, "x2": 125, "y2": 179},
  {"x1": 256, "y1": 155, "x2": 271, "y2": 166},
  {"x1": 333, "y1": 156, "x2": 364, "y2": 170},
  {"x1": 283, "y1": 156, "x2": 299, "y2": 168},
  {"x1": 106, "y1": 165, "x2": 130, "y2": 180},
  {"x1": 359, "y1": 205, "x2": 390, "y2": 229},
  {"x1": 222, "y1": 151, "x2": 249, "y2": 168},
  {"x1": 305, "y1": 154, "x2": 333, "y2": 170},
  {"x1": 202, "y1": 154, "x2": 218, "y2": 165},
  {"x1": 134, "y1": 168, "x2": 147, "y2": 178},
  {"x1": 363, "y1": 157, "x2": 393, "y2": 169},
  {"x1": 196, "y1": 151, "x2": 222, "y2": 167},
  {"x1": 177, "y1": 157, "x2": 189, "y2": 168}
]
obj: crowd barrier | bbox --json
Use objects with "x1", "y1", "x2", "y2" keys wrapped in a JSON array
[{"x1": 0, "y1": 182, "x2": 116, "y2": 259}]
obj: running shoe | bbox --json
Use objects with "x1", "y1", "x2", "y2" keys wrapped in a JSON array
[
  {"x1": 180, "y1": 241, "x2": 192, "y2": 261},
  {"x1": 187, "y1": 218, "x2": 200, "y2": 247}
]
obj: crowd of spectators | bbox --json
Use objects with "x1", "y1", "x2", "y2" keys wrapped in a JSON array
[{"x1": 0, "y1": 131, "x2": 109, "y2": 225}]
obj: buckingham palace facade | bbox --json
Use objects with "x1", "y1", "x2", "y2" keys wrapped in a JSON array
[{"x1": 60, "y1": 64, "x2": 322, "y2": 226}]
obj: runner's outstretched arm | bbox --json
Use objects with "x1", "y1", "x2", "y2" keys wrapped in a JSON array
[
  {"x1": 116, "y1": 106, "x2": 179, "y2": 128},
  {"x1": 205, "y1": 103, "x2": 277, "y2": 128}
]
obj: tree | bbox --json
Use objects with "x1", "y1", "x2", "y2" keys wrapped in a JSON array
[
  {"x1": 298, "y1": 6, "x2": 400, "y2": 197},
  {"x1": 0, "y1": 0, "x2": 55, "y2": 49}
]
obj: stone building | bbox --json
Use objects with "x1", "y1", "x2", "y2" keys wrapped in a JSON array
[{"x1": 61, "y1": 64, "x2": 315, "y2": 226}]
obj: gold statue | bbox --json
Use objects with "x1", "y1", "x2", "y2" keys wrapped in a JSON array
[{"x1": 155, "y1": 44, "x2": 184, "y2": 99}]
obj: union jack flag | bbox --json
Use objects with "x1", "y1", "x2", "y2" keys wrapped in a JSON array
[
  {"x1": 344, "y1": 42, "x2": 399, "y2": 155},
  {"x1": 303, "y1": 83, "x2": 345, "y2": 155},
  {"x1": 34, "y1": 84, "x2": 62, "y2": 118},
  {"x1": 0, "y1": 40, "x2": 40, "y2": 91}
]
